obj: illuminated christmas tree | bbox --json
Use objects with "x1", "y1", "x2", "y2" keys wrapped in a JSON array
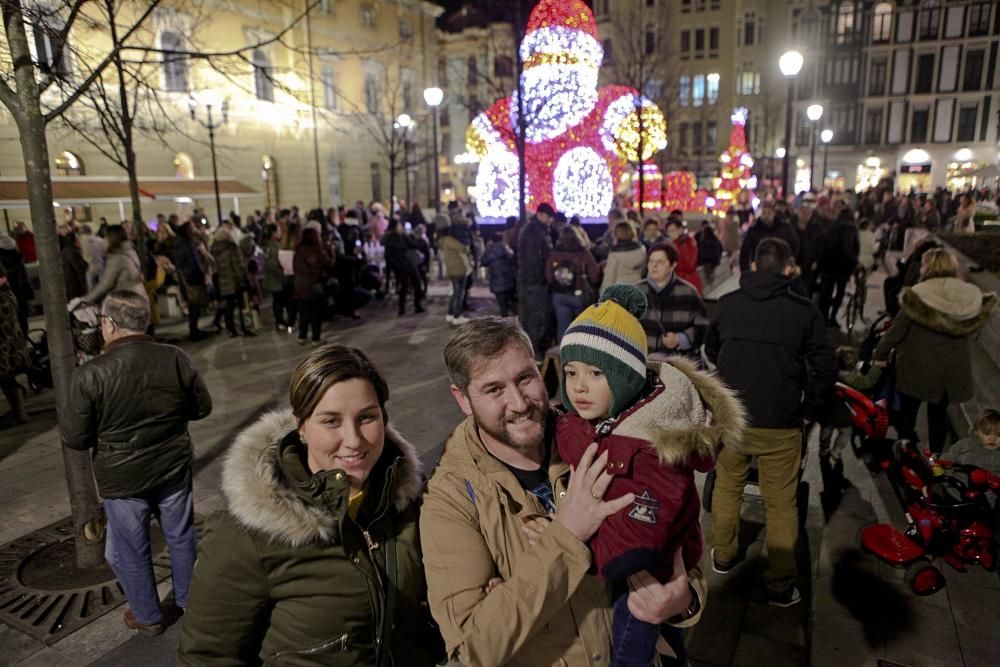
[{"x1": 713, "y1": 108, "x2": 758, "y2": 213}]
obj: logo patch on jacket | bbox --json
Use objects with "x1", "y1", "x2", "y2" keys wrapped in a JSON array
[{"x1": 627, "y1": 490, "x2": 660, "y2": 525}]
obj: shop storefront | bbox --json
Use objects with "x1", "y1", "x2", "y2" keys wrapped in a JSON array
[{"x1": 898, "y1": 163, "x2": 932, "y2": 193}]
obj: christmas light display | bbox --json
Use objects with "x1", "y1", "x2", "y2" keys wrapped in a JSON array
[
  {"x1": 713, "y1": 108, "x2": 757, "y2": 214},
  {"x1": 465, "y1": 0, "x2": 667, "y2": 218},
  {"x1": 632, "y1": 164, "x2": 664, "y2": 211},
  {"x1": 662, "y1": 171, "x2": 697, "y2": 212}
]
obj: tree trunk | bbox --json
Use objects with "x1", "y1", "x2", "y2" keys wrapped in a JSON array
[
  {"x1": 3, "y1": 0, "x2": 104, "y2": 568},
  {"x1": 637, "y1": 97, "x2": 645, "y2": 213}
]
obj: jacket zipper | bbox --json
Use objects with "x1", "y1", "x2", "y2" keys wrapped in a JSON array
[
  {"x1": 362, "y1": 528, "x2": 387, "y2": 664},
  {"x1": 273, "y1": 632, "x2": 349, "y2": 657}
]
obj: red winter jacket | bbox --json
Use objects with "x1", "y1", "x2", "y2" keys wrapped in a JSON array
[
  {"x1": 673, "y1": 234, "x2": 702, "y2": 294},
  {"x1": 556, "y1": 358, "x2": 745, "y2": 582}
]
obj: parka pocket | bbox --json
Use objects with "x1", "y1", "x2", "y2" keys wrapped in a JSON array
[{"x1": 271, "y1": 632, "x2": 349, "y2": 661}]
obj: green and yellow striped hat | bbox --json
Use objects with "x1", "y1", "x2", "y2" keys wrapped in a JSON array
[{"x1": 560, "y1": 284, "x2": 648, "y2": 418}]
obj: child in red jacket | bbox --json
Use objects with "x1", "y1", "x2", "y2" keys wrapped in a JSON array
[{"x1": 558, "y1": 284, "x2": 745, "y2": 667}]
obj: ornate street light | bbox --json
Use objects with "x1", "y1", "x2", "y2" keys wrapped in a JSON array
[
  {"x1": 806, "y1": 104, "x2": 824, "y2": 191},
  {"x1": 396, "y1": 113, "x2": 415, "y2": 207},
  {"x1": 189, "y1": 92, "x2": 229, "y2": 227},
  {"x1": 778, "y1": 51, "x2": 804, "y2": 198},
  {"x1": 423, "y1": 87, "x2": 443, "y2": 212},
  {"x1": 820, "y1": 129, "x2": 833, "y2": 190}
]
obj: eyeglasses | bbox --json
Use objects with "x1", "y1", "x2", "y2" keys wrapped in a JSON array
[{"x1": 99, "y1": 314, "x2": 117, "y2": 328}]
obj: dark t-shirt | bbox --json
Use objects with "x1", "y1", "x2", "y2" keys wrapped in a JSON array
[{"x1": 501, "y1": 457, "x2": 555, "y2": 513}]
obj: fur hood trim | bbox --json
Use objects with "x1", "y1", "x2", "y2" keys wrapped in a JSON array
[
  {"x1": 612, "y1": 357, "x2": 747, "y2": 466},
  {"x1": 902, "y1": 283, "x2": 998, "y2": 337},
  {"x1": 221, "y1": 409, "x2": 423, "y2": 547}
]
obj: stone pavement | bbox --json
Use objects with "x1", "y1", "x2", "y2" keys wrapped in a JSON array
[{"x1": 1, "y1": 276, "x2": 997, "y2": 666}]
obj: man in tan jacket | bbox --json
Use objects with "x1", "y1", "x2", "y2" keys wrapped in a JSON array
[{"x1": 421, "y1": 318, "x2": 706, "y2": 666}]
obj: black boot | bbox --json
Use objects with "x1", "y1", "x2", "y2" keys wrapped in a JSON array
[{"x1": 0, "y1": 380, "x2": 27, "y2": 428}]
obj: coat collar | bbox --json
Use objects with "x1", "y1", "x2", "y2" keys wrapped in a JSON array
[
  {"x1": 608, "y1": 357, "x2": 747, "y2": 467},
  {"x1": 221, "y1": 409, "x2": 423, "y2": 547}
]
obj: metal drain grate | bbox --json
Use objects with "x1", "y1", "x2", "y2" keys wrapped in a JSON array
[{"x1": 0, "y1": 515, "x2": 200, "y2": 644}]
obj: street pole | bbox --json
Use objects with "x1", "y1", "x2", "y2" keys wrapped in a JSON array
[
  {"x1": 207, "y1": 105, "x2": 223, "y2": 226},
  {"x1": 404, "y1": 133, "x2": 411, "y2": 207},
  {"x1": 305, "y1": 0, "x2": 323, "y2": 210},
  {"x1": 809, "y1": 123, "x2": 817, "y2": 192},
  {"x1": 431, "y1": 105, "x2": 440, "y2": 212},
  {"x1": 821, "y1": 143, "x2": 829, "y2": 191},
  {"x1": 782, "y1": 80, "x2": 793, "y2": 198}
]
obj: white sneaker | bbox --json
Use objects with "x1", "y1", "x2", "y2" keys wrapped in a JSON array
[
  {"x1": 452, "y1": 316, "x2": 470, "y2": 325},
  {"x1": 446, "y1": 314, "x2": 455, "y2": 324}
]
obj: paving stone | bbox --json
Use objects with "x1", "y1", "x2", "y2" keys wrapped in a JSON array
[
  {"x1": 16, "y1": 646, "x2": 84, "y2": 666},
  {"x1": 0, "y1": 621, "x2": 47, "y2": 663},
  {"x1": 730, "y1": 631, "x2": 807, "y2": 667},
  {"x1": 809, "y1": 610, "x2": 885, "y2": 667},
  {"x1": 882, "y1": 600, "x2": 962, "y2": 667}
]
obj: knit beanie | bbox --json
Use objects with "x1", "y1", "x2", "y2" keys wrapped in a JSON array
[{"x1": 560, "y1": 284, "x2": 648, "y2": 418}]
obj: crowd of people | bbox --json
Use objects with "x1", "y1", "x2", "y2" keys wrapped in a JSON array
[{"x1": 1, "y1": 180, "x2": 999, "y2": 666}]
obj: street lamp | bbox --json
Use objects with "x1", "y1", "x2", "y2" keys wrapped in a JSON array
[
  {"x1": 778, "y1": 50, "x2": 804, "y2": 198},
  {"x1": 396, "y1": 113, "x2": 414, "y2": 208},
  {"x1": 189, "y1": 92, "x2": 229, "y2": 227},
  {"x1": 820, "y1": 129, "x2": 833, "y2": 190},
  {"x1": 806, "y1": 103, "x2": 824, "y2": 192},
  {"x1": 423, "y1": 86, "x2": 443, "y2": 212}
]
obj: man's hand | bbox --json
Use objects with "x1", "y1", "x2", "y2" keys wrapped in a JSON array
[
  {"x1": 555, "y1": 443, "x2": 635, "y2": 543},
  {"x1": 661, "y1": 333, "x2": 680, "y2": 350},
  {"x1": 874, "y1": 359, "x2": 888, "y2": 368},
  {"x1": 521, "y1": 516, "x2": 551, "y2": 546},
  {"x1": 626, "y1": 549, "x2": 693, "y2": 624}
]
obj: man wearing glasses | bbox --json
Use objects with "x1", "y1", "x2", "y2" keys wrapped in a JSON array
[{"x1": 61, "y1": 291, "x2": 213, "y2": 636}]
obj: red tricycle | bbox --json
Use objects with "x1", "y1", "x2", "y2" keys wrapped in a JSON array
[{"x1": 861, "y1": 440, "x2": 1000, "y2": 595}]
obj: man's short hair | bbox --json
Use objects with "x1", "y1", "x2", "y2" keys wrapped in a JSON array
[
  {"x1": 102, "y1": 291, "x2": 150, "y2": 332},
  {"x1": 444, "y1": 317, "x2": 533, "y2": 392},
  {"x1": 754, "y1": 238, "x2": 794, "y2": 275}
]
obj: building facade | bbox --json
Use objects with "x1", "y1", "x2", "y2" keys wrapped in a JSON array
[{"x1": 0, "y1": 0, "x2": 443, "y2": 228}]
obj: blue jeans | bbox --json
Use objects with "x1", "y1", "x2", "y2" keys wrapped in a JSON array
[
  {"x1": 104, "y1": 470, "x2": 197, "y2": 625},
  {"x1": 449, "y1": 278, "x2": 468, "y2": 317},
  {"x1": 612, "y1": 590, "x2": 660, "y2": 667},
  {"x1": 552, "y1": 292, "x2": 584, "y2": 344}
]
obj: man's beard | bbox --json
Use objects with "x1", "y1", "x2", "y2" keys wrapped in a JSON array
[{"x1": 472, "y1": 401, "x2": 547, "y2": 452}]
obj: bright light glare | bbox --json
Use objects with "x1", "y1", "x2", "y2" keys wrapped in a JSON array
[
  {"x1": 423, "y1": 87, "x2": 443, "y2": 107},
  {"x1": 806, "y1": 104, "x2": 824, "y2": 121},
  {"x1": 779, "y1": 51, "x2": 804, "y2": 77}
]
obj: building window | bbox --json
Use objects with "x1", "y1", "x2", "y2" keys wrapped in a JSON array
[
  {"x1": 709, "y1": 0, "x2": 720, "y2": 9},
  {"x1": 644, "y1": 78, "x2": 663, "y2": 100},
  {"x1": 865, "y1": 108, "x2": 883, "y2": 143},
  {"x1": 438, "y1": 58, "x2": 448, "y2": 85},
  {"x1": 321, "y1": 65, "x2": 336, "y2": 110},
  {"x1": 968, "y1": 2, "x2": 991, "y2": 35},
  {"x1": 364, "y1": 73, "x2": 378, "y2": 113},
  {"x1": 679, "y1": 122, "x2": 689, "y2": 150},
  {"x1": 398, "y1": 20, "x2": 412, "y2": 39},
  {"x1": 33, "y1": 17, "x2": 69, "y2": 77},
  {"x1": 402, "y1": 68, "x2": 415, "y2": 111},
  {"x1": 910, "y1": 107, "x2": 929, "y2": 142},
  {"x1": 963, "y1": 49, "x2": 985, "y2": 91},
  {"x1": 737, "y1": 70, "x2": 760, "y2": 95},
  {"x1": 468, "y1": 96, "x2": 481, "y2": 118},
  {"x1": 695, "y1": 29, "x2": 704, "y2": 52},
  {"x1": 709, "y1": 27, "x2": 719, "y2": 51},
  {"x1": 692, "y1": 74, "x2": 705, "y2": 107},
  {"x1": 318, "y1": 0, "x2": 332, "y2": 13},
  {"x1": 467, "y1": 56, "x2": 478, "y2": 86},
  {"x1": 603, "y1": 39, "x2": 614, "y2": 64},
  {"x1": 253, "y1": 50, "x2": 274, "y2": 101},
  {"x1": 956, "y1": 105, "x2": 978, "y2": 141},
  {"x1": 680, "y1": 30, "x2": 690, "y2": 54},
  {"x1": 917, "y1": 1, "x2": 940, "y2": 40},
  {"x1": 706, "y1": 121, "x2": 717, "y2": 149},
  {"x1": 370, "y1": 162, "x2": 381, "y2": 202},
  {"x1": 261, "y1": 155, "x2": 279, "y2": 208},
  {"x1": 54, "y1": 151, "x2": 84, "y2": 176},
  {"x1": 681, "y1": 0, "x2": 691, "y2": 13},
  {"x1": 828, "y1": 53, "x2": 859, "y2": 85},
  {"x1": 646, "y1": 0, "x2": 656, "y2": 6},
  {"x1": 743, "y1": 12, "x2": 756, "y2": 46},
  {"x1": 707, "y1": 73, "x2": 720, "y2": 105},
  {"x1": 360, "y1": 4, "x2": 376, "y2": 28},
  {"x1": 914, "y1": 53, "x2": 935, "y2": 93},
  {"x1": 872, "y1": 3, "x2": 893, "y2": 43},
  {"x1": 494, "y1": 55, "x2": 513, "y2": 78},
  {"x1": 836, "y1": 2, "x2": 855, "y2": 45},
  {"x1": 679, "y1": 76, "x2": 691, "y2": 107},
  {"x1": 869, "y1": 56, "x2": 887, "y2": 95},
  {"x1": 161, "y1": 31, "x2": 187, "y2": 92},
  {"x1": 595, "y1": 0, "x2": 609, "y2": 18},
  {"x1": 796, "y1": 12, "x2": 819, "y2": 43},
  {"x1": 693, "y1": 121, "x2": 703, "y2": 150},
  {"x1": 645, "y1": 29, "x2": 656, "y2": 55}
]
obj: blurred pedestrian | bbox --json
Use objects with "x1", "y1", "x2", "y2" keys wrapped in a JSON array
[
  {"x1": 600, "y1": 221, "x2": 645, "y2": 294},
  {"x1": 84, "y1": 225, "x2": 147, "y2": 305},
  {"x1": 293, "y1": 227, "x2": 333, "y2": 345},
  {"x1": 545, "y1": 226, "x2": 600, "y2": 343},
  {"x1": 0, "y1": 263, "x2": 30, "y2": 428},
  {"x1": 481, "y1": 231, "x2": 518, "y2": 317},
  {"x1": 0, "y1": 233, "x2": 33, "y2": 334}
]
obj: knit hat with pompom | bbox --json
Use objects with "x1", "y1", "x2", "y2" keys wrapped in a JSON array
[{"x1": 560, "y1": 284, "x2": 648, "y2": 418}]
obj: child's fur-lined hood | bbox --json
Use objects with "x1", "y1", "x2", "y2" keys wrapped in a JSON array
[
  {"x1": 221, "y1": 409, "x2": 423, "y2": 547},
  {"x1": 611, "y1": 357, "x2": 747, "y2": 466}
]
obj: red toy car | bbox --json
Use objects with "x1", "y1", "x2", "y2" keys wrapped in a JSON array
[{"x1": 861, "y1": 440, "x2": 1000, "y2": 595}]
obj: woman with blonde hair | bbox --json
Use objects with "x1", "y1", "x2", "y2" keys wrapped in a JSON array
[
  {"x1": 875, "y1": 248, "x2": 998, "y2": 453},
  {"x1": 179, "y1": 345, "x2": 442, "y2": 666}
]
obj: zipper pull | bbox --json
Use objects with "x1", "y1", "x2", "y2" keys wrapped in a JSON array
[{"x1": 362, "y1": 529, "x2": 380, "y2": 553}]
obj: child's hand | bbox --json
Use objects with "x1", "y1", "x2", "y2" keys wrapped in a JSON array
[
  {"x1": 483, "y1": 577, "x2": 503, "y2": 594},
  {"x1": 520, "y1": 515, "x2": 552, "y2": 546}
]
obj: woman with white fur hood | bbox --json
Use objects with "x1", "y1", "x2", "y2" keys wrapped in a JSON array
[{"x1": 179, "y1": 345, "x2": 443, "y2": 666}]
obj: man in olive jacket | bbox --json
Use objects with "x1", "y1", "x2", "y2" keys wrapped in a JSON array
[{"x1": 62, "y1": 290, "x2": 212, "y2": 636}]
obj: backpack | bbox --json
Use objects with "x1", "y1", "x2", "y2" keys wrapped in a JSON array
[{"x1": 551, "y1": 257, "x2": 596, "y2": 306}]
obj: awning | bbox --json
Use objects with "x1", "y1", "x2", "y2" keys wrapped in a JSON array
[{"x1": 0, "y1": 176, "x2": 259, "y2": 207}]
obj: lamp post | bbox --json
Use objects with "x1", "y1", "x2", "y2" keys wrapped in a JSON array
[
  {"x1": 423, "y1": 86, "x2": 443, "y2": 212},
  {"x1": 820, "y1": 129, "x2": 833, "y2": 191},
  {"x1": 396, "y1": 113, "x2": 414, "y2": 208},
  {"x1": 778, "y1": 50, "x2": 804, "y2": 199},
  {"x1": 806, "y1": 103, "x2": 824, "y2": 192},
  {"x1": 189, "y1": 93, "x2": 228, "y2": 227}
]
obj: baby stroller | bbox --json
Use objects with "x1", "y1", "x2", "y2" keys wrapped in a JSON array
[
  {"x1": 834, "y1": 382, "x2": 890, "y2": 455},
  {"x1": 70, "y1": 301, "x2": 103, "y2": 365},
  {"x1": 24, "y1": 328, "x2": 52, "y2": 394},
  {"x1": 861, "y1": 440, "x2": 1000, "y2": 595}
]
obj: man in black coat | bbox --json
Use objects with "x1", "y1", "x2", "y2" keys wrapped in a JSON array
[
  {"x1": 704, "y1": 238, "x2": 836, "y2": 607},
  {"x1": 517, "y1": 203, "x2": 555, "y2": 358},
  {"x1": 739, "y1": 201, "x2": 800, "y2": 272},
  {"x1": 791, "y1": 193, "x2": 828, "y2": 296},
  {"x1": 817, "y1": 202, "x2": 860, "y2": 327},
  {"x1": 61, "y1": 291, "x2": 212, "y2": 636},
  {"x1": 383, "y1": 218, "x2": 424, "y2": 316}
]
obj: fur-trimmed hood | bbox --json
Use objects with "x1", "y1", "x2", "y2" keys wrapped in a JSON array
[
  {"x1": 221, "y1": 409, "x2": 423, "y2": 547},
  {"x1": 609, "y1": 357, "x2": 747, "y2": 467},
  {"x1": 903, "y1": 279, "x2": 998, "y2": 337}
]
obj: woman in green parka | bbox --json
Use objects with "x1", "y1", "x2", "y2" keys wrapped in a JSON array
[{"x1": 178, "y1": 345, "x2": 442, "y2": 666}]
